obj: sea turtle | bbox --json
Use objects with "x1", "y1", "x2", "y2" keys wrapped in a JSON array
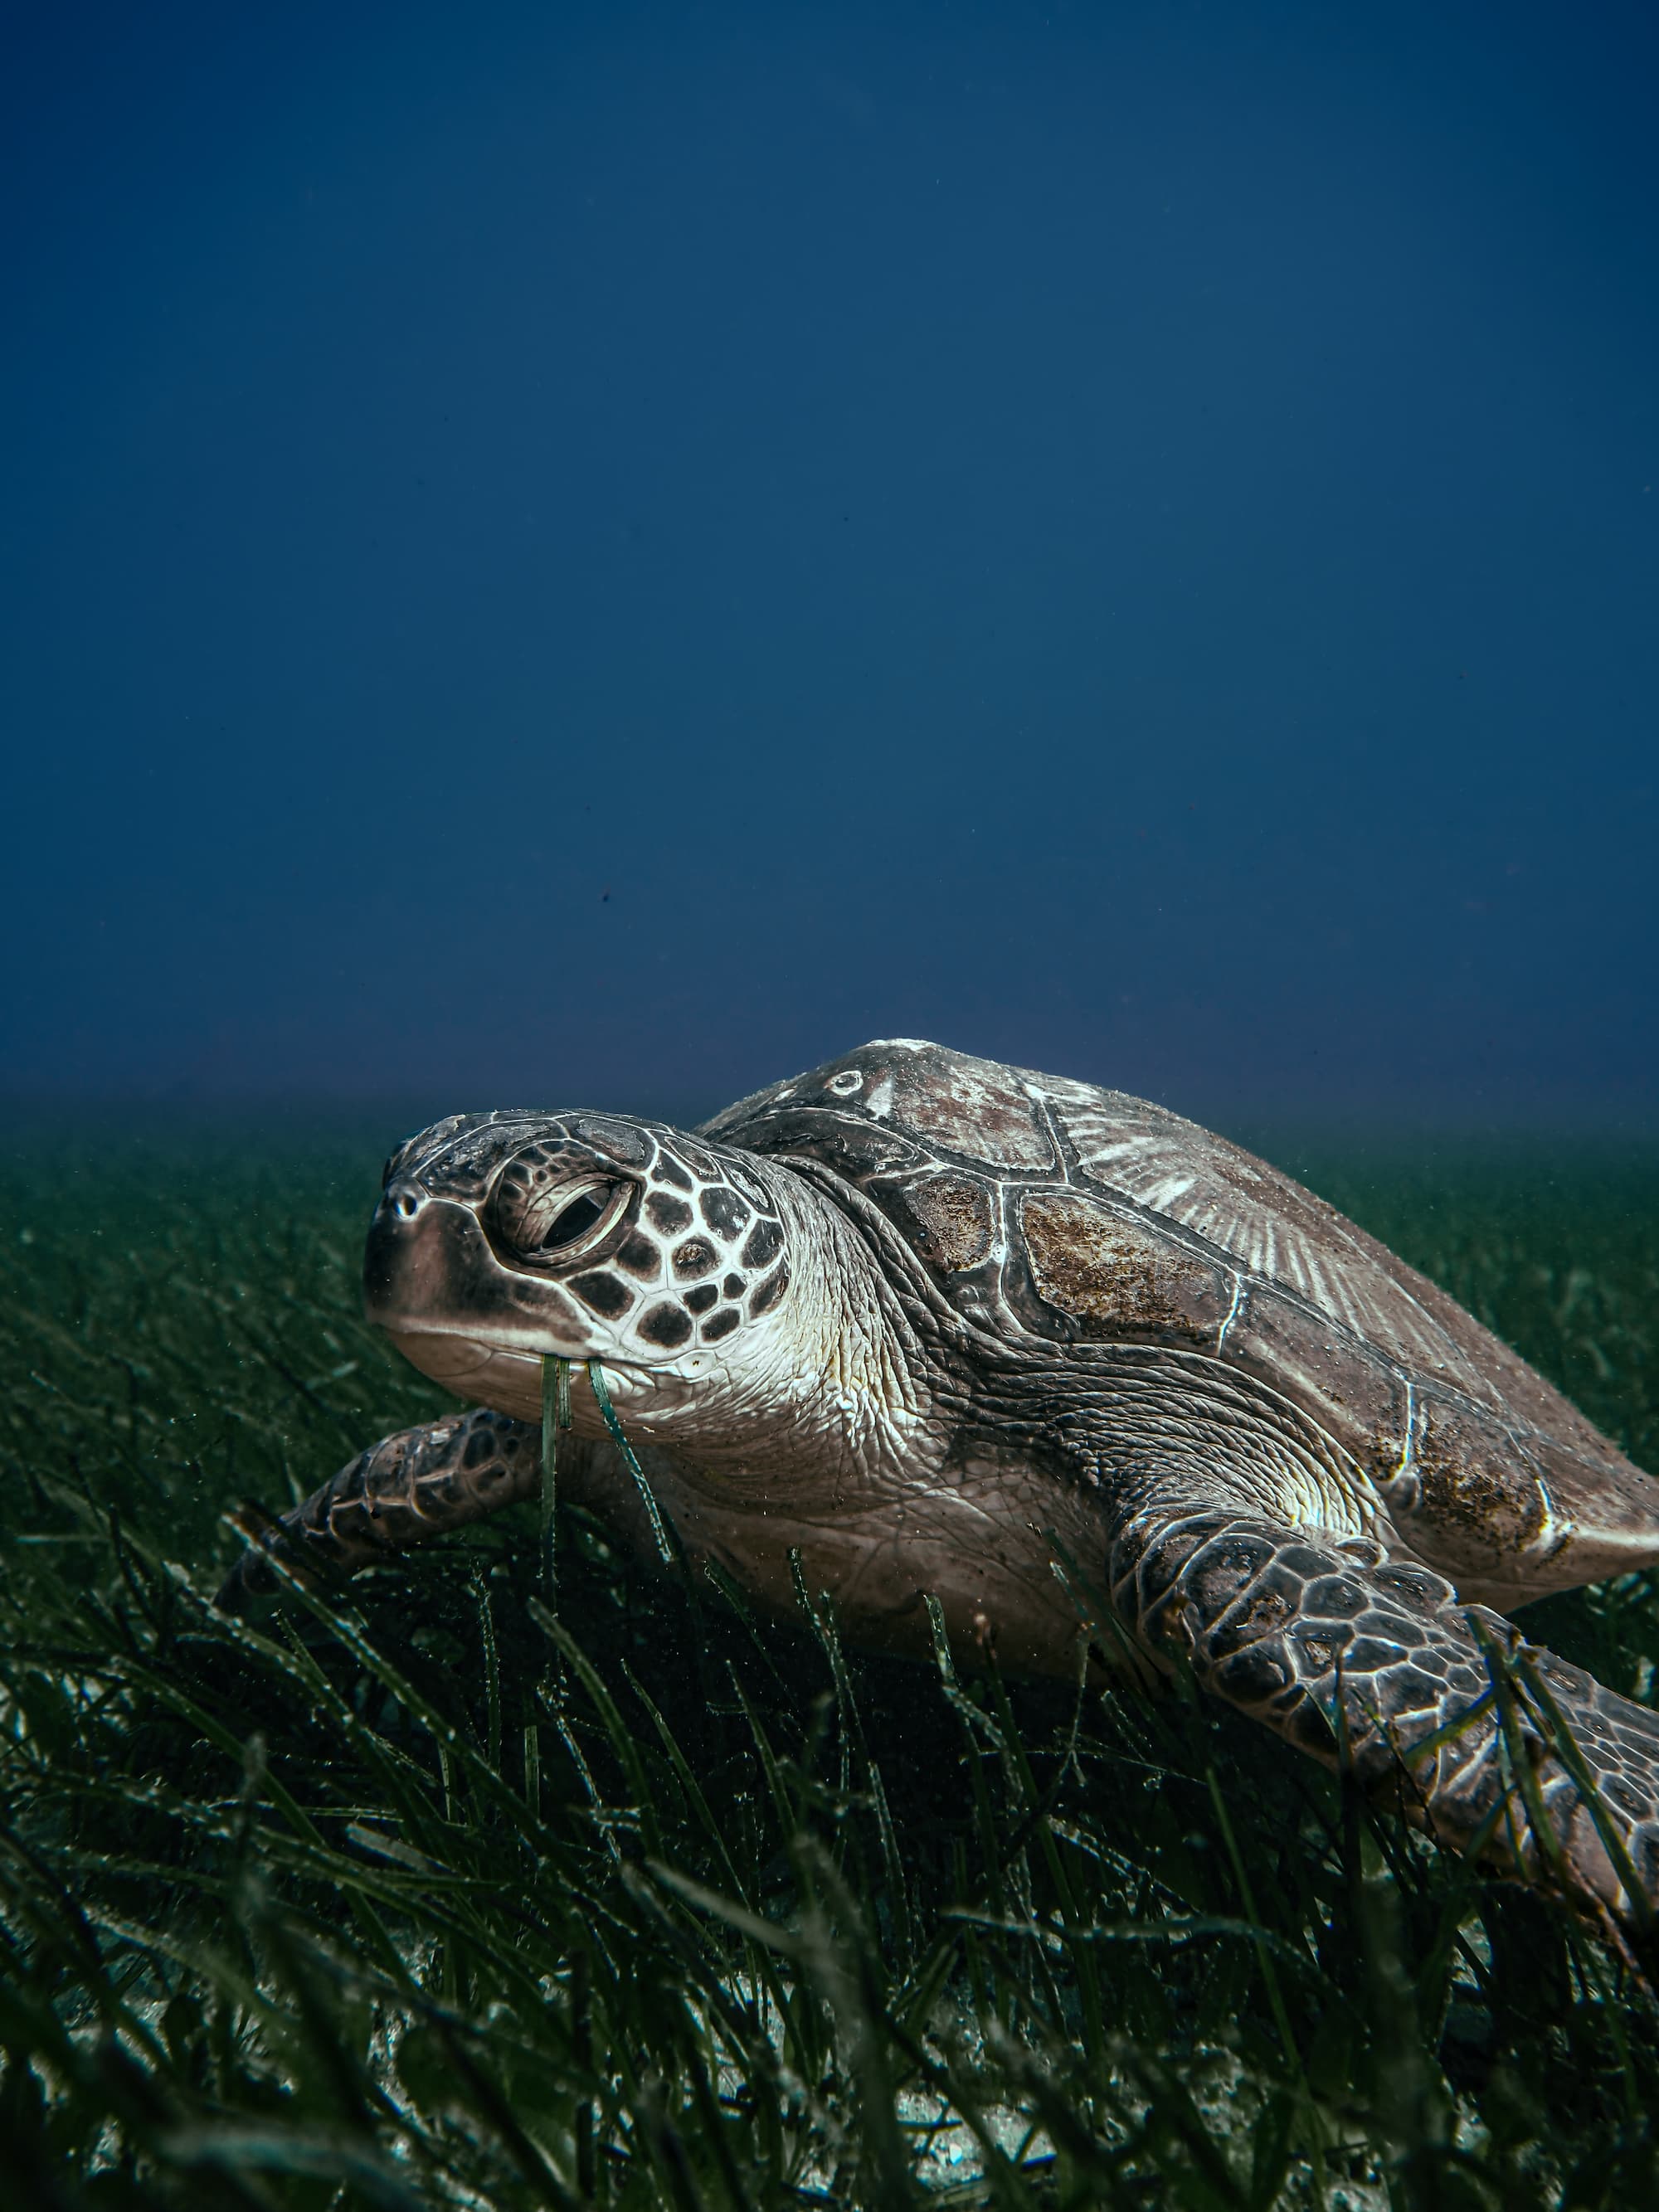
[{"x1": 219, "y1": 1040, "x2": 1659, "y2": 1929}]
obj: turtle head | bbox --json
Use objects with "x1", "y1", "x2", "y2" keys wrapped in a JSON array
[{"x1": 362, "y1": 1109, "x2": 795, "y2": 1419}]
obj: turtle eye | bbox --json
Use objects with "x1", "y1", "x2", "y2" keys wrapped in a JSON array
[{"x1": 494, "y1": 1173, "x2": 631, "y2": 1266}]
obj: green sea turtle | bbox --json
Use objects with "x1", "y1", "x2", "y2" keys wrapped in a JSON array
[{"x1": 219, "y1": 1040, "x2": 1659, "y2": 1929}]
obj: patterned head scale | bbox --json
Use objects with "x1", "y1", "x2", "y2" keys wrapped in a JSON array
[{"x1": 366, "y1": 1109, "x2": 791, "y2": 1373}]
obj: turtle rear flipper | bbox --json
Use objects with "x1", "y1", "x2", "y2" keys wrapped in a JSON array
[
  {"x1": 1110, "y1": 1495, "x2": 1659, "y2": 1927},
  {"x1": 213, "y1": 1409, "x2": 541, "y2": 1613}
]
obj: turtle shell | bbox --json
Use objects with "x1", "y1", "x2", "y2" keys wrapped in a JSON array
[{"x1": 703, "y1": 1039, "x2": 1659, "y2": 1601}]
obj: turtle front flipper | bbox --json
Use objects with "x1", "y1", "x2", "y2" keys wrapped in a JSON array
[
  {"x1": 1109, "y1": 1499, "x2": 1659, "y2": 1931},
  {"x1": 214, "y1": 1409, "x2": 542, "y2": 1611}
]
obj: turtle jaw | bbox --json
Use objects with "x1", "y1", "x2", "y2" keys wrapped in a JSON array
[
  {"x1": 381, "y1": 1326, "x2": 722, "y2": 1427},
  {"x1": 383, "y1": 1328, "x2": 547, "y2": 1420},
  {"x1": 362, "y1": 1179, "x2": 742, "y2": 1416}
]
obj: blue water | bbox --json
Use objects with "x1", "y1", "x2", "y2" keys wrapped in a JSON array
[{"x1": 2, "y1": 0, "x2": 1655, "y2": 1138}]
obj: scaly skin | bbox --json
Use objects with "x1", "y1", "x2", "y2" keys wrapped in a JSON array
[
  {"x1": 218, "y1": 1410, "x2": 542, "y2": 1602},
  {"x1": 1110, "y1": 1500, "x2": 1659, "y2": 1923}
]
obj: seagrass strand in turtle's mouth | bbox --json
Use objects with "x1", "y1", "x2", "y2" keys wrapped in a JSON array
[
  {"x1": 360, "y1": 1104, "x2": 951, "y2": 1501},
  {"x1": 362, "y1": 1106, "x2": 823, "y2": 1425},
  {"x1": 382, "y1": 1327, "x2": 552, "y2": 1422},
  {"x1": 382, "y1": 1325, "x2": 708, "y2": 1427}
]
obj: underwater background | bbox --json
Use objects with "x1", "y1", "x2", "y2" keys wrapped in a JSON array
[
  {"x1": 3, "y1": 0, "x2": 1657, "y2": 1125},
  {"x1": 2, "y1": 2, "x2": 1657, "y2": 2205}
]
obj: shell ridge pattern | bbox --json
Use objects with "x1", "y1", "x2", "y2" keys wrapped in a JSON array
[
  {"x1": 1053, "y1": 1091, "x2": 1514, "y2": 1402},
  {"x1": 1000, "y1": 1062, "x2": 1651, "y2": 1579},
  {"x1": 708, "y1": 1043, "x2": 1650, "y2": 1581},
  {"x1": 1039, "y1": 1126, "x2": 1575, "y2": 1541},
  {"x1": 1023, "y1": 1084, "x2": 1082, "y2": 1186},
  {"x1": 1394, "y1": 1378, "x2": 1418, "y2": 1482},
  {"x1": 1214, "y1": 1271, "x2": 1248, "y2": 1355}
]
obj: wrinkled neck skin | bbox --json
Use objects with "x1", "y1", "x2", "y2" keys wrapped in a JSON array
[{"x1": 505, "y1": 1162, "x2": 1119, "y2": 1678}]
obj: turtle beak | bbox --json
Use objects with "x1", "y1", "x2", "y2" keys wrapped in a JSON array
[
  {"x1": 364, "y1": 1180, "x2": 488, "y2": 1330},
  {"x1": 362, "y1": 1179, "x2": 586, "y2": 1347}
]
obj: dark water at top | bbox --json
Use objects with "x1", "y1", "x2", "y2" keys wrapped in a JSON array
[{"x1": 3, "y1": 1, "x2": 1657, "y2": 1129}]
